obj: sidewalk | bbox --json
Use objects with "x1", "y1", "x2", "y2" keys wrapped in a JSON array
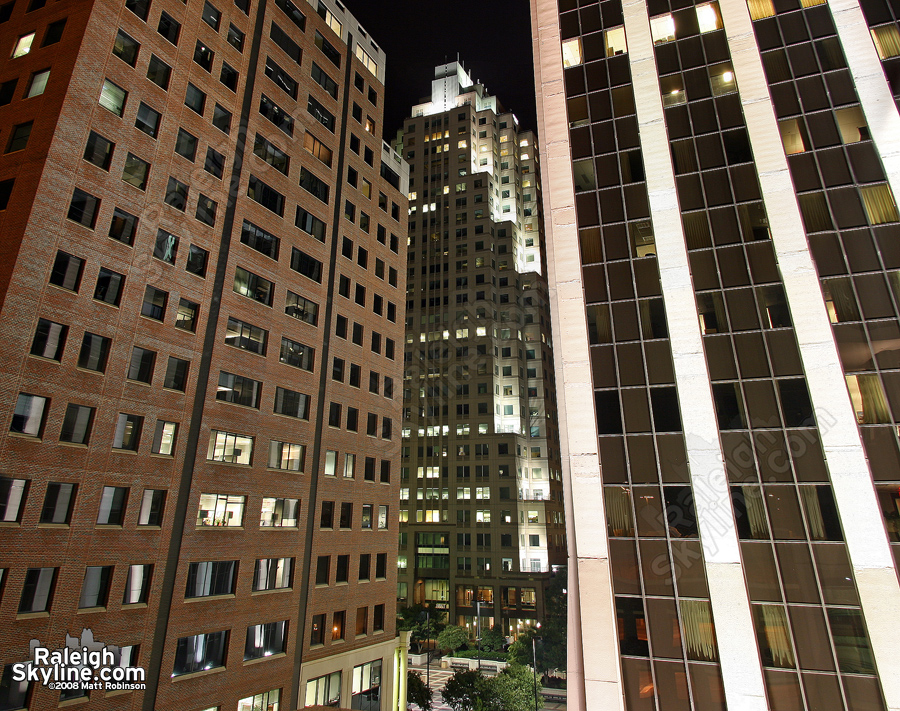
[{"x1": 407, "y1": 661, "x2": 566, "y2": 711}]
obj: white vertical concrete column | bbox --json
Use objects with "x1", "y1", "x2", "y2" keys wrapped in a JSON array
[
  {"x1": 829, "y1": 0, "x2": 900, "y2": 200},
  {"x1": 622, "y1": 1, "x2": 770, "y2": 708},
  {"x1": 530, "y1": 2, "x2": 626, "y2": 710},
  {"x1": 719, "y1": 1, "x2": 900, "y2": 707}
]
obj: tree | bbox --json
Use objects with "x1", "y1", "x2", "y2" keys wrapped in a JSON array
[
  {"x1": 398, "y1": 604, "x2": 446, "y2": 654},
  {"x1": 493, "y1": 663, "x2": 543, "y2": 711},
  {"x1": 479, "y1": 624, "x2": 506, "y2": 653},
  {"x1": 440, "y1": 670, "x2": 499, "y2": 711},
  {"x1": 407, "y1": 670, "x2": 433, "y2": 711},
  {"x1": 437, "y1": 625, "x2": 469, "y2": 654},
  {"x1": 508, "y1": 568, "x2": 567, "y2": 673}
]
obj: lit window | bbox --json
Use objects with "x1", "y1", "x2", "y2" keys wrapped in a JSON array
[
  {"x1": 696, "y1": 2, "x2": 723, "y2": 33},
  {"x1": 196, "y1": 493, "x2": 245, "y2": 527},
  {"x1": 26, "y1": 69, "x2": 49, "y2": 97},
  {"x1": 709, "y1": 63, "x2": 736, "y2": 96},
  {"x1": 99, "y1": 79, "x2": 127, "y2": 116},
  {"x1": 650, "y1": 14, "x2": 675, "y2": 44},
  {"x1": 561, "y1": 37, "x2": 582, "y2": 67},
  {"x1": 747, "y1": 0, "x2": 775, "y2": 18},
  {"x1": 605, "y1": 26, "x2": 627, "y2": 56},
  {"x1": 12, "y1": 33, "x2": 34, "y2": 58}
]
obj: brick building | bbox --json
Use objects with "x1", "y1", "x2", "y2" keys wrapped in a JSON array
[
  {"x1": 0, "y1": 0, "x2": 408, "y2": 709},
  {"x1": 394, "y1": 62, "x2": 566, "y2": 637}
]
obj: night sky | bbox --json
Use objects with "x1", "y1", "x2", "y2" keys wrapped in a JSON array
[{"x1": 347, "y1": 0, "x2": 538, "y2": 141}]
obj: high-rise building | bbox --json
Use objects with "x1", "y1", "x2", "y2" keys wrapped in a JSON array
[
  {"x1": 0, "y1": 0, "x2": 408, "y2": 709},
  {"x1": 395, "y1": 62, "x2": 566, "y2": 638},
  {"x1": 531, "y1": 0, "x2": 900, "y2": 708}
]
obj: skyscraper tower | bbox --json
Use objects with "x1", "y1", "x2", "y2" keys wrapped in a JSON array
[
  {"x1": 396, "y1": 62, "x2": 566, "y2": 637},
  {"x1": 531, "y1": 0, "x2": 900, "y2": 708},
  {"x1": 0, "y1": 0, "x2": 408, "y2": 709}
]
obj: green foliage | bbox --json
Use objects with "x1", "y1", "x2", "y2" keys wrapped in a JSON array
[
  {"x1": 509, "y1": 568, "x2": 568, "y2": 672},
  {"x1": 493, "y1": 663, "x2": 543, "y2": 711},
  {"x1": 440, "y1": 670, "x2": 498, "y2": 711},
  {"x1": 440, "y1": 666, "x2": 542, "y2": 711},
  {"x1": 397, "y1": 604, "x2": 446, "y2": 653},
  {"x1": 479, "y1": 624, "x2": 507, "y2": 652},
  {"x1": 407, "y1": 670, "x2": 433, "y2": 711},
  {"x1": 437, "y1": 624, "x2": 470, "y2": 653}
]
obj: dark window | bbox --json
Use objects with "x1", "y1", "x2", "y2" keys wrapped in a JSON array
[
  {"x1": 0, "y1": 178, "x2": 12, "y2": 210},
  {"x1": 0, "y1": 78, "x2": 16, "y2": 105},
  {"x1": 336, "y1": 555, "x2": 349, "y2": 583},
  {"x1": 121, "y1": 153, "x2": 149, "y2": 190},
  {"x1": 225, "y1": 317, "x2": 267, "y2": 354},
  {"x1": 141, "y1": 285, "x2": 167, "y2": 320},
  {"x1": 154, "y1": 229, "x2": 179, "y2": 264},
  {"x1": 320, "y1": 500, "x2": 334, "y2": 528},
  {"x1": 164, "y1": 357, "x2": 189, "y2": 391},
  {"x1": 290, "y1": 248, "x2": 322, "y2": 282},
  {"x1": 316, "y1": 555, "x2": 330, "y2": 584},
  {"x1": 220, "y1": 62, "x2": 238, "y2": 90},
  {"x1": 340, "y1": 502, "x2": 352, "y2": 528},
  {"x1": 94, "y1": 267, "x2": 125, "y2": 306},
  {"x1": 195, "y1": 195, "x2": 217, "y2": 226},
  {"x1": 96, "y1": 486, "x2": 127, "y2": 525},
  {"x1": 40, "y1": 483, "x2": 74, "y2": 523},
  {"x1": 274, "y1": 386, "x2": 309, "y2": 419},
  {"x1": 194, "y1": 40, "x2": 216, "y2": 72},
  {"x1": 50, "y1": 252, "x2": 84, "y2": 292},
  {"x1": 138, "y1": 489, "x2": 166, "y2": 525},
  {"x1": 165, "y1": 176, "x2": 188, "y2": 211},
  {"x1": 67, "y1": 188, "x2": 100, "y2": 228},
  {"x1": 280, "y1": 337, "x2": 314, "y2": 370},
  {"x1": 31, "y1": 318, "x2": 67, "y2": 361},
  {"x1": 204, "y1": 147, "x2": 225, "y2": 178},
  {"x1": 201, "y1": 1, "x2": 221, "y2": 30},
  {"x1": 260, "y1": 94, "x2": 293, "y2": 135},
  {"x1": 212, "y1": 103, "x2": 232, "y2": 132},
  {"x1": 270, "y1": 21, "x2": 301, "y2": 63},
  {"x1": 184, "y1": 83, "x2": 205, "y2": 114},
  {"x1": 241, "y1": 219, "x2": 279, "y2": 259},
  {"x1": 19, "y1": 567, "x2": 57, "y2": 612},
  {"x1": 125, "y1": 0, "x2": 150, "y2": 20},
  {"x1": 147, "y1": 55, "x2": 171, "y2": 90},
  {"x1": 216, "y1": 371, "x2": 261, "y2": 407},
  {"x1": 311, "y1": 62, "x2": 337, "y2": 98},
  {"x1": 296, "y1": 206, "x2": 326, "y2": 240},
  {"x1": 41, "y1": 18, "x2": 65, "y2": 46},
  {"x1": 299, "y1": 167, "x2": 329, "y2": 202},
  {"x1": 233, "y1": 266, "x2": 273, "y2": 305},
  {"x1": 59, "y1": 404, "x2": 94, "y2": 445},
  {"x1": 157, "y1": 11, "x2": 180, "y2": 44},
  {"x1": 83, "y1": 130, "x2": 114, "y2": 169},
  {"x1": 247, "y1": 175, "x2": 284, "y2": 216},
  {"x1": 264, "y1": 56, "x2": 297, "y2": 99},
  {"x1": 307, "y1": 95, "x2": 335, "y2": 132},
  {"x1": 314, "y1": 30, "x2": 340, "y2": 66},
  {"x1": 78, "y1": 333, "x2": 110, "y2": 372},
  {"x1": 135, "y1": 102, "x2": 161, "y2": 137},
  {"x1": 253, "y1": 133, "x2": 289, "y2": 174},
  {"x1": 176, "y1": 299, "x2": 199, "y2": 333},
  {"x1": 172, "y1": 632, "x2": 228, "y2": 676},
  {"x1": 244, "y1": 621, "x2": 287, "y2": 661},
  {"x1": 113, "y1": 29, "x2": 140, "y2": 66},
  {"x1": 274, "y1": 0, "x2": 305, "y2": 29},
  {"x1": 127, "y1": 346, "x2": 156, "y2": 383},
  {"x1": 227, "y1": 23, "x2": 245, "y2": 51}
]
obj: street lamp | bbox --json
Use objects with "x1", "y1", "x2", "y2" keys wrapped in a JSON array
[
  {"x1": 475, "y1": 600, "x2": 481, "y2": 671},
  {"x1": 531, "y1": 623, "x2": 542, "y2": 711}
]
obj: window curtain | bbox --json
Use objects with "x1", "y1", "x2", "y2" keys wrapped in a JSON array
[
  {"x1": 871, "y1": 25, "x2": 900, "y2": 59},
  {"x1": 605, "y1": 486, "x2": 634, "y2": 536},
  {"x1": 799, "y1": 486, "x2": 826, "y2": 540},
  {"x1": 798, "y1": 193, "x2": 834, "y2": 232},
  {"x1": 860, "y1": 184, "x2": 899, "y2": 225},
  {"x1": 679, "y1": 599, "x2": 718, "y2": 662},
  {"x1": 747, "y1": 0, "x2": 775, "y2": 19},
  {"x1": 824, "y1": 278, "x2": 860, "y2": 322},
  {"x1": 741, "y1": 485, "x2": 770, "y2": 538},
  {"x1": 755, "y1": 604, "x2": 796, "y2": 668},
  {"x1": 682, "y1": 213, "x2": 711, "y2": 249},
  {"x1": 850, "y1": 374, "x2": 891, "y2": 424}
]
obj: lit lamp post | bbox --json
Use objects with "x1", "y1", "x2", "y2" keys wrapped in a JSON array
[{"x1": 531, "y1": 623, "x2": 542, "y2": 711}]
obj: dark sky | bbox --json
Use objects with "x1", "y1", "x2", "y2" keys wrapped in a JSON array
[{"x1": 348, "y1": 0, "x2": 538, "y2": 141}]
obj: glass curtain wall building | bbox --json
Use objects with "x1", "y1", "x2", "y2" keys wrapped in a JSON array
[{"x1": 532, "y1": 0, "x2": 900, "y2": 708}]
